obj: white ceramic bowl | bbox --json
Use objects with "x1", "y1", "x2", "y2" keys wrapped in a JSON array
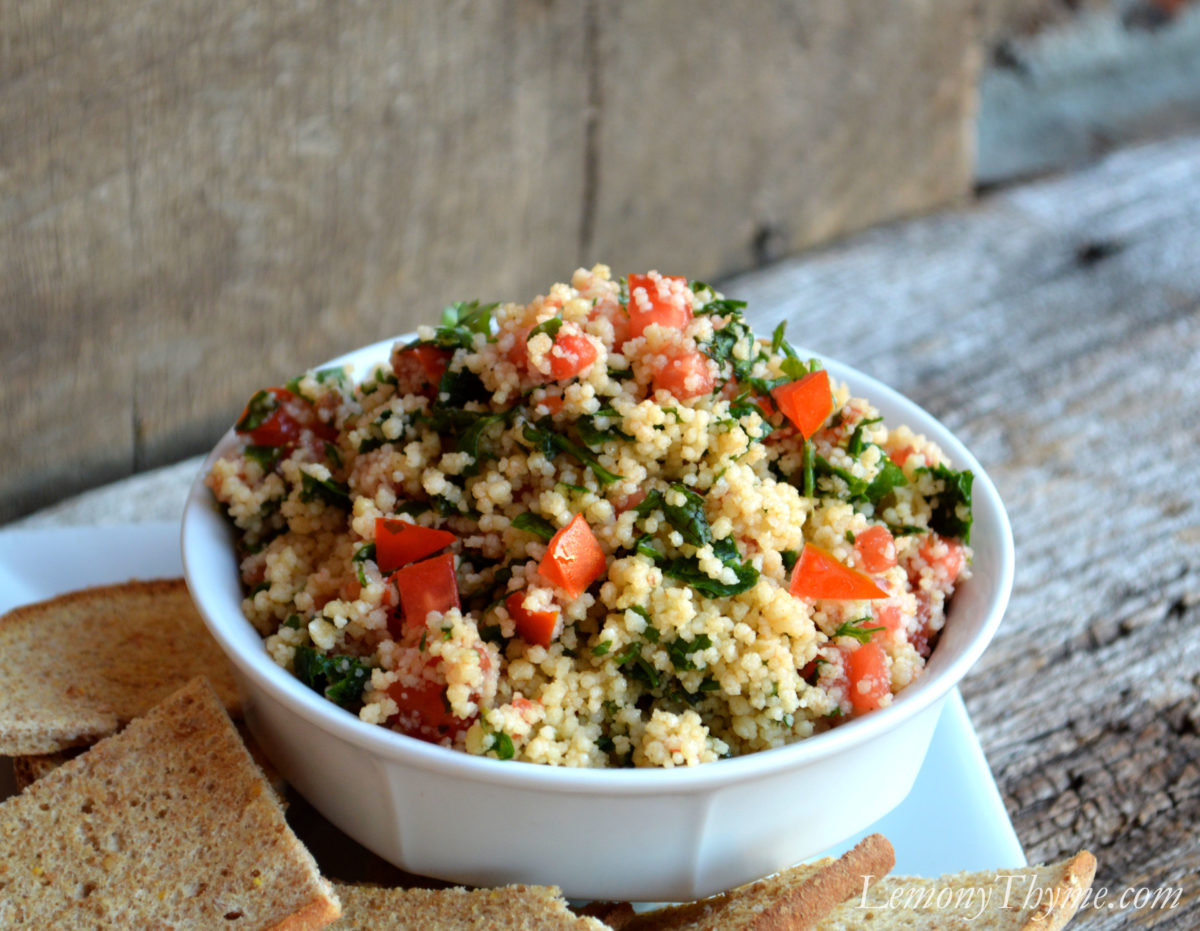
[{"x1": 182, "y1": 335, "x2": 1013, "y2": 902}]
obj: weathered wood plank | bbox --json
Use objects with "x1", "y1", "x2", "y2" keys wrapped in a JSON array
[
  {"x1": 0, "y1": 0, "x2": 983, "y2": 523},
  {"x1": 978, "y1": 4, "x2": 1200, "y2": 185},
  {"x1": 588, "y1": 0, "x2": 981, "y2": 276},
  {"x1": 1, "y1": 0, "x2": 592, "y2": 520},
  {"x1": 725, "y1": 133, "x2": 1200, "y2": 929}
]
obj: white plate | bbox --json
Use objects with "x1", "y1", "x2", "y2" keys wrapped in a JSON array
[
  {"x1": 826, "y1": 689, "x2": 1026, "y2": 875},
  {"x1": 0, "y1": 521, "x2": 1024, "y2": 877}
]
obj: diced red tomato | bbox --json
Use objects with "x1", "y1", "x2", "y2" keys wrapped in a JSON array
[
  {"x1": 506, "y1": 591, "x2": 560, "y2": 648},
  {"x1": 909, "y1": 591, "x2": 936, "y2": 659},
  {"x1": 613, "y1": 489, "x2": 647, "y2": 513},
  {"x1": 236, "y1": 387, "x2": 337, "y2": 448},
  {"x1": 390, "y1": 553, "x2": 460, "y2": 631},
  {"x1": 391, "y1": 344, "x2": 452, "y2": 395},
  {"x1": 888, "y1": 445, "x2": 933, "y2": 469},
  {"x1": 855, "y1": 526, "x2": 897, "y2": 573},
  {"x1": 511, "y1": 695, "x2": 540, "y2": 723},
  {"x1": 841, "y1": 641, "x2": 890, "y2": 716},
  {"x1": 895, "y1": 533, "x2": 964, "y2": 660},
  {"x1": 626, "y1": 273, "x2": 691, "y2": 338},
  {"x1": 789, "y1": 543, "x2": 888, "y2": 601},
  {"x1": 719, "y1": 379, "x2": 773, "y2": 417},
  {"x1": 589, "y1": 296, "x2": 632, "y2": 348},
  {"x1": 770, "y1": 369, "x2": 832, "y2": 439},
  {"x1": 538, "y1": 513, "x2": 607, "y2": 600},
  {"x1": 872, "y1": 603, "x2": 904, "y2": 644},
  {"x1": 386, "y1": 601, "x2": 407, "y2": 641},
  {"x1": 413, "y1": 345, "x2": 453, "y2": 384},
  {"x1": 652, "y1": 349, "x2": 715, "y2": 399},
  {"x1": 506, "y1": 324, "x2": 596, "y2": 382},
  {"x1": 381, "y1": 581, "x2": 400, "y2": 611},
  {"x1": 387, "y1": 676, "x2": 472, "y2": 743},
  {"x1": 375, "y1": 518, "x2": 457, "y2": 573},
  {"x1": 548, "y1": 331, "x2": 599, "y2": 381},
  {"x1": 912, "y1": 592, "x2": 940, "y2": 657},
  {"x1": 534, "y1": 394, "x2": 564, "y2": 416},
  {"x1": 505, "y1": 326, "x2": 533, "y2": 368},
  {"x1": 917, "y1": 533, "x2": 967, "y2": 582}
]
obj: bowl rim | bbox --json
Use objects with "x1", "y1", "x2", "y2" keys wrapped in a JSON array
[{"x1": 183, "y1": 333, "x2": 1014, "y2": 794}]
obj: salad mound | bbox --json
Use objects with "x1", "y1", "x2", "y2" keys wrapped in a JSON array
[{"x1": 207, "y1": 266, "x2": 973, "y2": 767}]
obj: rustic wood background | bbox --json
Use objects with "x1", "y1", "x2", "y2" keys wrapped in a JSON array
[
  {"x1": 1, "y1": 0, "x2": 985, "y2": 523},
  {"x1": 8, "y1": 129, "x2": 1198, "y2": 928},
  {"x1": 978, "y1": 1, "x2": 1200, "y2": 185}
]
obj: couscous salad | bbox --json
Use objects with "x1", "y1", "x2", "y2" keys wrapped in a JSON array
[{"x1": 208, "y1": 267, "x2": 973, "y2": 767}]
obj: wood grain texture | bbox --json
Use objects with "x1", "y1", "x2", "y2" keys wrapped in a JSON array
[
  {"x1": 978, "y1": 4, "x2": 1200, "y2": 185},
  {"x1": 726, "y1": 133, "x2": 1200, "y2": 930},
  {"x1": 1, "y1": 0, "x2": 590, "y2": 521},
  {"x1": 588, "y1": 0, "x2": 981, "y2": 276},
  {"x1": 0, "y1": 0, "x2": 982, "y2": 523}
]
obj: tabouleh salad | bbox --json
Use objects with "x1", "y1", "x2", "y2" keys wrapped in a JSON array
[{"x1": 207, "y1": 267, "x2": 973, "y2": 768}]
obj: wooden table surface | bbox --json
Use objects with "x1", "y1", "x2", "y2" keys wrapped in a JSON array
[{"x1": 5, "y1": 132, "x2": 1198, "y2": 928}]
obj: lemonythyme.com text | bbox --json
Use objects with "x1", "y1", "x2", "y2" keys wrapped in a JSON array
[{"x1": 856, "y1": 875, "x2": 1181, "y2": 920}]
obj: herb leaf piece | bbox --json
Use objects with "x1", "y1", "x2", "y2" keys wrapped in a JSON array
[
  {"x1": 520, "y1": 418, "x2": 624, "y2": 487},
  {"x1": 235, "y1": 389, "x2": 278, "y2": 433},
  {"x1": 293, "y1": 646, "x2": 373, "y2": 708},
  {"x1": 813, "y1": 453, "x2": 907, "y2": 506},
  {"x1": 299, "y1": 472, "x2": 351, "y2": 509},
  {"x1": 862, "y1": 458, "x2": 908, "y2": 504},
  {"x1": 847, "y1": 417, "x2": 883, "y2": 457},
  {"x1": 243, "y1": 444, "x2": 282, "y2": 470},
  {"x1": 512, "y1": 512, "x2": 557, "y2": 541},
  {"x1": 832, "y1": 618, "x2": 886, "y2": 644},
  {"x1": 663, "y1": 556, "x2": 759, "y2": 598},
  {"x1": 492, "y1": 730, "x2": 515, "y2": 760},
  {"x1": 662, "y1": 483, "x2": 711, "y2": 548},
  {"x1": 666, "y1": 633, "x2": 713, "y2": 671},
  {"x1": 352, "y1": 543, "x2": 376, "y2": 585},
  {"x1": 702, "y1": 313, "x2": 758, "y2": 381},
  {"x1": 922, "y1": 464, "x2": 974, "y2": 543},
  {"x1": 577, "y1": 407, "x2": 632, "y2": 448},
  {"x1": 440, "y1": 300, "x2": 498, "y2": 338},
  {"x1": 527, "y1": 317, "x2": 564, "y2": 341},
  {"x1": 437, "y1": 367, "x2": 488, "y2": 408}
]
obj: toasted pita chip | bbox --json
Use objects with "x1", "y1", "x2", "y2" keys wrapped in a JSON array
[
  {"x1": 0, "y1": 677, "x2": 338, "y2": 930},
  {"x1": 329, "y1": 881, "x2": 608, "y2": 930},
  {"x1": 0, "y1": 578, "x2": 240, "y2": 755},
  {"x1": 619, "y1": 834, "x2": 895, "y2": 931},
  {"x1": 11, "y1": 722, "x2": 287, "y2": 801}
]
